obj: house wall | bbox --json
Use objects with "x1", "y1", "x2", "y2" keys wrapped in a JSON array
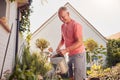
[
  {"x1": 31, "y1": 14, "x2": 62, "y2": 52},
  {"x1": 30, "y1": 6, "x2": 106, "y2": 53},
  {"x1": 66, "y1": 5, "x2": 107, "y2": 46},
  {"x1": 0, "y1": 1, "x2": 17, "y2": 77},
  {"x1": 18, "y1": 33, "x2": 26, "y2": 60},
  {"x1": 0, "y1": 25, "x2": 9, "y2": 74},
  {"x1": 30, "y1": 4, "x2": 107, "y2": 67}
]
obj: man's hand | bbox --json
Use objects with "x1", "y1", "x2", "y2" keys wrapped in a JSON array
[
  {"x1": 56, "y1": 47, "x2": 60, "y2": 53},
  {"x1": 58, "y1": 49, "x2": 69, "y2": 55}
]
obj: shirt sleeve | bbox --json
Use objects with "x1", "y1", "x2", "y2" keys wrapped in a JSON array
[{"x1": 74, "y1": 23, "x2": 83, "y2": 41}]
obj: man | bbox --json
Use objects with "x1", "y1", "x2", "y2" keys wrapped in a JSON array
[{"x1": 56, "y1": 7, "x2": 86, "y2": 80}]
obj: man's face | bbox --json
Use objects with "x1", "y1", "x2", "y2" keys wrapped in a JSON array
[{"x1": 58, "y1": 10, "x2": 69, "y2": 23}]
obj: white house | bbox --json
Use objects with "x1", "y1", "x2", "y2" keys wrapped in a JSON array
[
  {"x1": 0, "y1": 0, "x2": 29, "y2": 78},
  {"x1": 30, "y1": 2, "x2": 107, "y2": 52}
]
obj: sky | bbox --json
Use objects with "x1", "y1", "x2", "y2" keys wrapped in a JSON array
[{"x1": 30, "y1": 0, "x2": 120, "y2": 37}]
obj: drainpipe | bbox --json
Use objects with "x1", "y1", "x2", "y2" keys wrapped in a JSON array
[
  {"x1": 14, "y1": 7, "x2": 20, "y2": 66},
  {"x1": 14, "y1": 0, "x2": 31, "y2": 69}
]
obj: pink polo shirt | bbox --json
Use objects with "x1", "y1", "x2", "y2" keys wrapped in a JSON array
[{"x1": 61, "y1": 19, "x2": 85, "y2": 56}]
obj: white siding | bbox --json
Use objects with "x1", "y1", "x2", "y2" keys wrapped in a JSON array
[
  {"x1": 0, "y1": 1, "x2": 17, "y2": 76},
  {"x1": 2, "y1": 1, "x2": 17, "y2": 74},
  {"x1": 0, "y1": 24, "x2": 9, "y2": 73},
  {"x1": 18, "y1": 33, "x2": 26, "y2": 59},
  {"x1": 31, "y1": 15, "x2": 62, "y2": 52}
]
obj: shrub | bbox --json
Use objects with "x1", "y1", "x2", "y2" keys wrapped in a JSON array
[
  {"x1": 107, "y1": 39, "x2": 120, "y2": 67},
  {"x1": 9, "y1": 47, "x2": 52, "y2": 80},
  {"x1": 87, "y1": 63, "x2": 120, "y2": 80}
]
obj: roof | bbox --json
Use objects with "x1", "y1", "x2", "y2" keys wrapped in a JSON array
[
  {"x1": 32, "y1": 2, "x2": 107, "y2": 42},
  {"x1": 106, "y1": 32, "x2": 120, "y2": 39}
]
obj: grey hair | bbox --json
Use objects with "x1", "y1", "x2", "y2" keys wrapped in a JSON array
[{"x1": 58, "y1": 6, "x2": 69, "y2": 13}]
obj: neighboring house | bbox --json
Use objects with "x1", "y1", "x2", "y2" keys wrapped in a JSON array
[
  {"x1": 0, "y1": 0, "x2": 29, "y2": 78},
  {"x1": 30, "y1": 2, "x2": 107, "y2": 52},
  {"x1": 106, "y1": 32, "x2": 120, "y2": 40}
]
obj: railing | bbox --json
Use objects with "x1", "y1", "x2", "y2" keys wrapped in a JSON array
[{"x1": 0, "y1": 23, "x2": 13, "y2": 79}]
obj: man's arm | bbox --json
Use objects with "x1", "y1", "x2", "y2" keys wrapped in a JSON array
[
  {"x1": 59, "y1": 38, "x2": 82, "y2": 55},
  {"x1": 66, "y1": 37, "x2": 82, "y2": 52},
  {"x1": 56, "y1": 35, "x2": 64, "y2": 51}
]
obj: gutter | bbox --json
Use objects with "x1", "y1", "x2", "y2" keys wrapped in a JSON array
[
  {"x1": 14, "y1": 0, "x2": 31, "y2": 68},
  {"x1": 14, "y1": 7, "x2": 20, "y2": 65}
]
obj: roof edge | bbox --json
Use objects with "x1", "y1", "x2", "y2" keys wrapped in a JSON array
[
  {"x1": 32, "y1": 2, "x2": 107, "y2": 42},
  {"x1": 65, "y1": 3, "x2": 107, "y2": 42}
]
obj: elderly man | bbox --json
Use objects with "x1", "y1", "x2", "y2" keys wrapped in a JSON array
[{"x1": 56, "y1": 7, "x2": 86, "y2": 80}]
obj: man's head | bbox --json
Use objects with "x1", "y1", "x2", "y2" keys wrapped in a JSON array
[{"x1": 58, "y1": 7, "x2": 71, "y2": 23}]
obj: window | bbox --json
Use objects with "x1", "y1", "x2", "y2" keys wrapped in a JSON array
[{"x1": 0, "y1": 0, "x2": 6, "y2": 18}]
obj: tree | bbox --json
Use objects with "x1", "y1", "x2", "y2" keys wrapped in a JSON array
[
  {"x1": 85, "y1": 39, "x2": 98, "y2": 52},
  {"x1": 84, "y1": 39, "x2": 98, "y2": 65},
  {"x1": 84, "y1": 39, "x2": 106, "y2": 66}
]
